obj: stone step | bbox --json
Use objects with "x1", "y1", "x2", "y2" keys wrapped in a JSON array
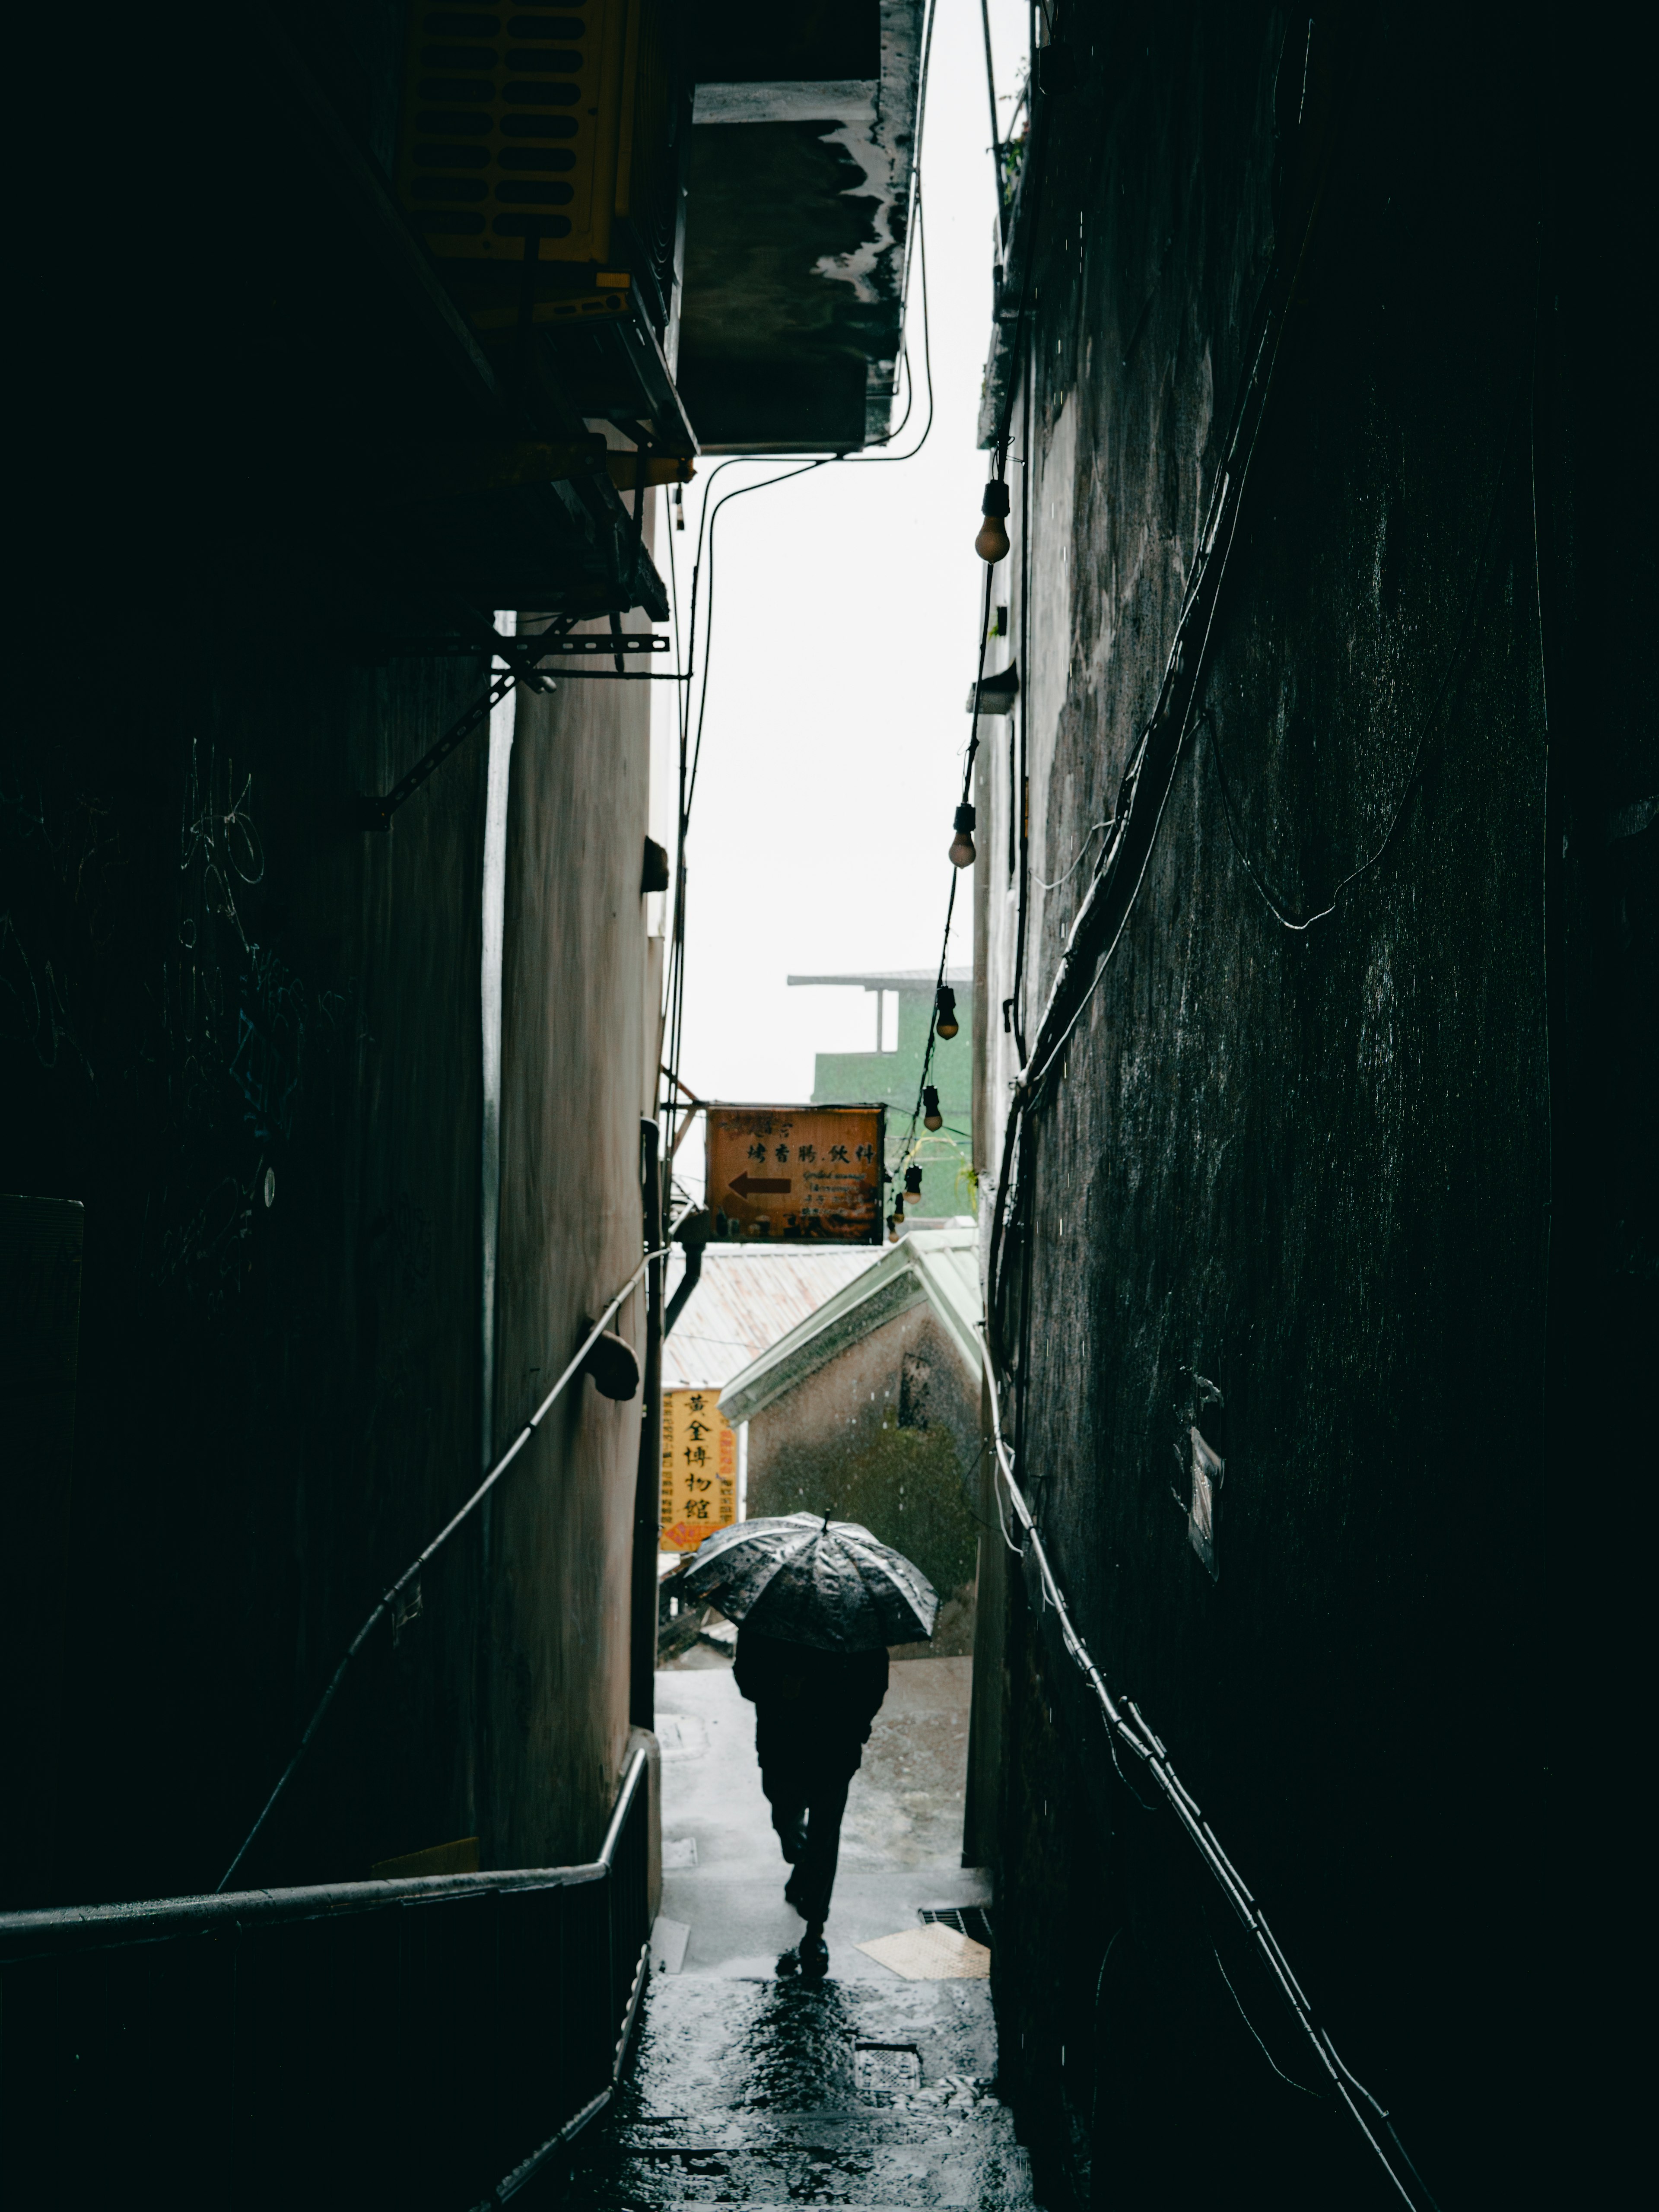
[
  {"x1": 615, "y1": 1974, "x2": 1002, "y2": 2116},
  {"x1": 607, "y1": 2106, "x2": 1024, "y2": 2151},
  {"x1": 565, "y1": 1973, "x2": 1041, "y2": 2209},
  {"x1": 572, "y1": 2144, "x2": 1037, "y2": 2210}
]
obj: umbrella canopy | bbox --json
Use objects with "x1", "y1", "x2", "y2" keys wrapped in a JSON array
[{"x1": 673, "y1": 1513, "x2": 938, "y2": 1653}]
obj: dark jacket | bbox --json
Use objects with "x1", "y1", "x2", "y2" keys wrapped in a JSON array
[{"x1": 733, "y1": 1626, "x2": 889, "y2": 1778}]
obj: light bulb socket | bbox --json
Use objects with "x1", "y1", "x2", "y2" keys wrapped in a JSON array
[{"x1": 981, "y1": 480, "x2": 1011, "y2": 520}]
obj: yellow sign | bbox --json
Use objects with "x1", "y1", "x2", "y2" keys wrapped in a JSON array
[
  {"x1": 661, "y1": 1389, "x2": 737, "y2": 1552},
  {"x1": 707, "y1": 1104, "x2": 886, "y2": 1244}
]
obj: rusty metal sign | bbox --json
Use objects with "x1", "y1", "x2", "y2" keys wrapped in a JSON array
[
  {"x1": 661, "y1": 1388, "x2": 737, "y2": 1551},
  {"x1": 706, "y1": 1104, "x2": 886, "y2": 1244}
]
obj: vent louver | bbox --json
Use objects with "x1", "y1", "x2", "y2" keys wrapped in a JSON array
[{"x1": 395, "y1": 0, "x2": 622, "y2": 263}]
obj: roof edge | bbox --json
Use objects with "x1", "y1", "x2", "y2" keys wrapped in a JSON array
[{"x1": 718, "y1": 1227, "x2": 981, "y2": 1424}]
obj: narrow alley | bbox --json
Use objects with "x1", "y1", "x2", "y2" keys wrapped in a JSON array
[{"x1": 3, "y1": 2, "x2": 1648, "y2": 2207}]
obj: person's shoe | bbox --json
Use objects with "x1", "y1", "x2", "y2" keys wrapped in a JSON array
[{"x1": 799, "y1": 1928, "x2": 829, "y2": 1978}]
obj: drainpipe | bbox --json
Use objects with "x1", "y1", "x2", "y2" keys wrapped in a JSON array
[
  {"x1": 662, "y1": 1206, "x2": 711, "y2": 1339},
  {"x1": 631, "y1": 1118, "x2": 664, "y2": 1731},
  {"x1": 479, "y1": 614, "x2": 517, "y2": 1475}
]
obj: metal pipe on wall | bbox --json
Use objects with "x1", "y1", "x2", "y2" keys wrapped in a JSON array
[{"x1": 630, "y1": 1117, "x2": 664, "y2": 1729}]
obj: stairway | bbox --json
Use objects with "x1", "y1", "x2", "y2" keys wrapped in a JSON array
[{"x1": 553, "y1": 1972, "x2": 1040, "y2": 2209}]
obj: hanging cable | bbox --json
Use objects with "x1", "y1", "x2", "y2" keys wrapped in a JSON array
[
  {"x1": 658, "y1": 165, "x2": 937, "y2": 1160},
  {"x1": 1035, "y1": 817, "x2": 1114, "y2": 891},
  {"x1": 980, "y1": 1344, "x2": 1437, "y2": 2210},
  {"x1": 217, "y1": 1243, "x2": 671, "y2": 1893},
  {"x1": 1201, "y1": 406, "x2": 1518, "y2": 935}
]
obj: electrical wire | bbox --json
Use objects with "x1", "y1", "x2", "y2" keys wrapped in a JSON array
[
  {"x1": 888, "y1": 566, "x2": 995, "y2": 1197},
  {"x1": 217, "y1": 1244, "x2": 671, "y2": 1893},
  {"x1": 658, "y1": 163, "x2": 937, "y2": 1172},
  {"x1": 980, "y1": 1343, "x2": 1435, "y2": 2209},
  {"x1": 1035, "y1": 817, "x2": 1114, "y2": 890},
  {"x1": 1210, "y1": 1934, "x2": 1325, "y2": 2099},
  {"x1": 1202, "y1": 411, "x2": 1517, "y2": 935}
]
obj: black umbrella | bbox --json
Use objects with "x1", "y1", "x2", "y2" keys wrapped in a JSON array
[{"x1": 673, "y1": 1513, "x2": 938, "y2": 1653}]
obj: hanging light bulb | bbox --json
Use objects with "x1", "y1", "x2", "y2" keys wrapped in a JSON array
[
  {"x1": 887, "y1": 1215, "x2": 901, "y2": 1242},
  {"x1": 935, "y1": 984, "x2": 959, "y2": 1039},
  {"x1": 949, "y1": 803, "x2": 977, "y2": 867},
  {"x1": 893, "y1": 1192, "x2": 906, "y2": 1220},
  {"x1": 674, "y1": 483, "x2": 685, "y2": 531},
  {"x1": 976, "y1": 479, "x2": 1011, "y2": 564},
  {"x1": 922, "y1": 1085, "x2": 942, "y2": 1131},
  {"x1": 904, "y1": 1165, "x2": 924, "y2": 1204}
]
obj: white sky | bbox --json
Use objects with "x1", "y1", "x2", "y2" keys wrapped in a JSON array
[{"x1": 654, "y1": 0, "x2": 1030, "y2": 1116}]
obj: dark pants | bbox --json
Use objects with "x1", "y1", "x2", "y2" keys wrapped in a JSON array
[{"x1": 759, "y1": 1757, "x2": 852, "y2": 1929}]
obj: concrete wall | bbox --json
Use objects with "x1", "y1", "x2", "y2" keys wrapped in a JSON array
[
  {"x1": 489, "y1": 609, "x2": 660, "y2": 1866},
  {"x1": 745, "y1": 1304, "x2": 980, "y2": 1657},
  {"x1": 969, "y1": 7, "x2": 1652, "y2": 2205}
]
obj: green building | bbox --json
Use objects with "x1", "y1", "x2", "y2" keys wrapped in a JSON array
[{"x1": 787, "y1": 969, "x2": 974, "y2": 1225}]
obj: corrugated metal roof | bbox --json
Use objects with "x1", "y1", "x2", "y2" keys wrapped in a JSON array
[
  {"x1": 717, "y1": 1225, "x2": 983, "y2": 1424},
  {"x1": 661, "y1": 1246, "x2": 884, "y2": 1390}
]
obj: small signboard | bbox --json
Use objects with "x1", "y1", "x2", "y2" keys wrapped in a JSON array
[
  {"x1": 661, "y1": 1388, "x2": 738, "y2": 1551},
  {"x1": 706, "y1": 1103, "x2": 886, "y2": 1244}
]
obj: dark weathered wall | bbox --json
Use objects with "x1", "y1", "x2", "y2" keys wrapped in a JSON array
[
  {"x1": 746, "y1": 1306, "x2": 980, "y2": 1655},
  {"x1": 3, "y1": 559, "x2": 492, "y2": 1901},
  {"x1": 2, "y1": 4, "x2": 669, "y2": 1910},
  {"x1": 3, "y1": 587, "x2": 659, "y2": 1902},
  {"x1": 969, "y1": 6, "x2": 1651, "y2": 2205}
]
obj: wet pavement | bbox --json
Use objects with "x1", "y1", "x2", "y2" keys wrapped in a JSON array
[
  {"x1": 653, "y1": 1658, "x2": 987, "y2": 1978},
  {"x1": 528, "y1": 1657, "x2": 1039, "y2": 2207}
]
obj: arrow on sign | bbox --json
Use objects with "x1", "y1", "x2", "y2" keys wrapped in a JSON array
[{"x1": 728, "y1": 1173, "x2": 791, "y2": 1197}]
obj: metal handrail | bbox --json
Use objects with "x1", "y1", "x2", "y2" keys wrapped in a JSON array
[
  {"x1": 0, "y1": 1862, "x2": 607, "y2": 1963},
  {"x1": 0, "y1": 1745, "x2": 650, "y2": 1965},
  {"x1": 596, "y1": 1743, "x2": 649, "y2": 1869},
  {"x1": 0, "y1": 1747, "x2": 656, "y2": 2211}
]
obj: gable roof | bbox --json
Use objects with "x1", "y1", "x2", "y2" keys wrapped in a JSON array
[
  {"x1": 661, "y1": 1245, "x2": 884, "y2": 1392},
  {"x1": 716, "y1": 1224, "x2": 982, "y2": 1426}
]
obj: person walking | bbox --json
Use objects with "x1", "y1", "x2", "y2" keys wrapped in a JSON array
[
  {"x1": 733, "y1": 1623, "x2": 889, "y2": 1974},
  {"x1": 668, "y1": 1510, "x2": 938, "y2": 1976}
]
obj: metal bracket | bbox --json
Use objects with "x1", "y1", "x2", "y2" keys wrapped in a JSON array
[
  {"x1": 524, "y1": 632, "x2": 668, "y2": 655},
  {"x1": 353, "y1": 670, "x2": 514, "y2": 832}
]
